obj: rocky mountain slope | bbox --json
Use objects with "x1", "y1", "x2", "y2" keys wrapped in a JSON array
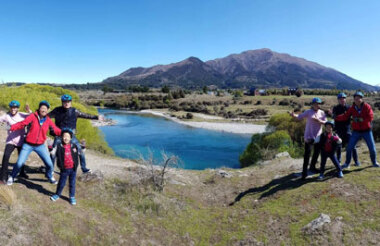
[{"x1": 102, "y1": 48, "x2": 376, "y2": 90}]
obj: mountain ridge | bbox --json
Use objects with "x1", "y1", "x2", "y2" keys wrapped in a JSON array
[{"x1": 102, "y1": 48, "x2": 376, "y2": 90}]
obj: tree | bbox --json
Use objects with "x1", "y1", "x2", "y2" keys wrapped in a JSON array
[
  {"x1": 161, "y1": 85, "x2": 170, "y2": 93},
  {"x1": 203, "y1": 86, "x2": 208, "y2": 94},
  {"x1": 102, "y1": 86, "x2": 113, "y2": 95}
]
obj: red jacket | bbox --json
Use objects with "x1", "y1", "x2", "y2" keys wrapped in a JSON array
[
  {"x1": 10, "y1": 112, "x2": 61, "y2": 145},
  {"x1": 335, "y1": 102, "x2": 373, "y2": 131}
]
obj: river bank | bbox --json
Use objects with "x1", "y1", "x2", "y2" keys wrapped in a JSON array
[{"x1": 136, "y1": 109, "x2": 267, "y2": 134}]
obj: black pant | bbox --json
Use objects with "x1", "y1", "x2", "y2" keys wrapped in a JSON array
[
  {"x1": 1, "y1": 144, "x2": 27, "y2": 181},
  {"x1": 302, "y1": 141, "x2": 320, "y2": 178}
]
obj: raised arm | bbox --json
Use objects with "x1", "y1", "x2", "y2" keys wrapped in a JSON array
[
  {"x1": 335, "y1": 107, "x2": 352, "y2": 122},
  {"x1": 75, "y1": 109, "x2": 99, "y2": 120},
  {"x1": 10, "y1": 113, "x2": 35, "y2": 131}
]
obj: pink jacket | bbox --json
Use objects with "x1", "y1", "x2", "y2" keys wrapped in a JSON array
[
  {"x1": 0, "y1": 112, "x2": 29, "y2": 146},
  {"x1": 297, "y1": 109, "x2": 327, "y2": 142}
]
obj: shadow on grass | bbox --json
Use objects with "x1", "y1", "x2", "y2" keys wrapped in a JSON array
[
  {"x1": 229, "y1": 166, "x2": 371, "y2": 206},
  {"x1": 16, "y1": 178, "x2": 54, "y2": 196}
]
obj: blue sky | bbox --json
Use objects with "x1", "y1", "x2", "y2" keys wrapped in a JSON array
[{"x1": 0, "y1": 0, "x2": 379, "y2": 85}]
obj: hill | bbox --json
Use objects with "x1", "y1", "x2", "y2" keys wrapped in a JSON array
[
  {"x1": 0, "y1": 126, "x2": 379, "y2": 245},
  {"x1": 101, "y1": 48, "x2": 377, "y2": 90}
]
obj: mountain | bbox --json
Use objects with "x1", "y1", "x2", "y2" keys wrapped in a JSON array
[{"x1": 102, "y1": 49, "x2": 376, "y2": 90}]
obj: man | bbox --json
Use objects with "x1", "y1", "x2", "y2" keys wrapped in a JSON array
[
  {"x1": 336, "y1": 91, "x2": 379, "y2": 168},
  {"x1": 7, "y1": 100, "x2": 61, "y2": 185},
  {"x1": 49, "y1": 94, "x2": 102, "y2": 173},
  {"x1": 331, "y1": 92, "x2": 359, "y2": 165},
  {"x1": 291, "y1": 97, "x2": 327, "y2": 180}
]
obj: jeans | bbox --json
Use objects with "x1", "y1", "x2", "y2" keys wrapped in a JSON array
[
  {"x1": 51, "y1": 135, "x2": 88, "y2": 172},
  {"x1": 302, "y1": 141, "x2": 320, "y2": 178},
  {"x1": 320, "y1": 151, "x2": 342, "y2": 175},
  {"x1": 345, "y1": 130, "x2": 377, "y2": 165},
  {"x1": 11, "y1": 143, "x2": 53, "y2": 180},
  {"x1": 55, "y1": 168, "x2": 76, "y2": 197},
  {"x1": 336, "y1": 132, "x2": 358, "y2": 164},
  {"x1": 1, "y1": 144, "x2": 27, "y2": 181}
]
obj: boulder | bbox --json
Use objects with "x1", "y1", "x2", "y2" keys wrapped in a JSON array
[
  {"x1": 275, "y1": 151, "x2": 290, "y2": 159},
  {"x1": 302, "y1": 213, "x2": 331, "y2": 234},
  {"x1": 78, "y1": 170, "x2": 104, "y2": 183}
]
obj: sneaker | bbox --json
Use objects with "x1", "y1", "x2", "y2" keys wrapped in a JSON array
[
  {"x1": 69, "y1": 197, "x2": 77, "y2": 205},
  {"x1": 318, "y1": 174, "x2": 324, "y2": 180},
  {"x1": 338, "y1": 171, "x2": 344, "y2": 178},
  {"x1": 82, "y1": 169, "x2": 92, "y2": 174},
  {"x1": 341, "y1": 163, "x2": 350, "y2": 169},
  {"x1": 6, "y1": 176, "x2": 13, "y2": 186},
  {"x1": 373, "y1": 162, "x2": 380, "y2": 168},
  {"x1": 50, "y1": 194, "x2": 59, "y2": 202},
  {"x1": 354, "y1": 162, "x2": 361, "y2": 167},
  {"x1": 49, "y1": 177, "x2": 58, "y2": 185}
]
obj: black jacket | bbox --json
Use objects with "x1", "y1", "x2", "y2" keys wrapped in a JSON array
[
  {"x1": 319, "y1": 132, "x2": 341, "y2": 154},
  {"x1": 48, "y1": 107, "x2": 98, "y2": 132},
  {"x1": 332, "y1": 104, "x2": 351, "y2": 135},
  {"x1": 56, "y1": 143, "x2": 79, "y2": 171}
]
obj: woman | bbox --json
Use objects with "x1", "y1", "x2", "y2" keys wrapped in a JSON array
[
  {"x1": 7, "y1": 100, "x2": 61, "y2": 185},
  {"x1": 0, "y1": 100, "x2": 31, "y2": 183},
  {"x1": 291, "y1": 97, "x2": 327, "y2": 180}
]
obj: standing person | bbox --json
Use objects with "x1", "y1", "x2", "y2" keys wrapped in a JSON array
[
  {"x1": 7, "y1": 101, "x2": 61, "y2": 185},
  {"x1": 336, "y1": 92, "x2": 379, "y2": 168},
  {"x1": 331, "y1": 92, "x2": 359, "y2": 166},
  {"x1": 318, "y1": 121, "x2": 344, "y2": 180},
  {"x1": 0, "y1": 100, "x2": 31, "y2": 183},
  {"x1": 48, "y1": 94, "x2": 101, "y2": 174},
  {"x1": 291, "y1": 97, "x2": 327, "y2": 180},
  {"x1": 50, "y1": 128, "x2": 79, "y2": 205}
]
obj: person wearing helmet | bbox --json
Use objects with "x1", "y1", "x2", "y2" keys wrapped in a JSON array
[
  {"x1": 336, "y1": 91, "x2": 379, "y2": 168},
  {"x1": 0, "y1": 100, "x2": 32, "y2": 183},
  {"x1": 7, "y1": 101, "x2": 61, "y2": 185},
  {"x1": 290, "y1": 97, "x2": 327, "y2": 180},
  {"x1": 331, "y1": 92, "x2": 359, "y2": 165},
  {"x1": 48, "y1": 94, "x2": 103, "y2": 174},
  {"x1": 318, "y1": 121, "x2": 343, "y2": 180}
]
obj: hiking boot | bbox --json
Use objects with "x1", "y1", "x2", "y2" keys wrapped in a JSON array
[
  {"x1": 82, "y1": 168, "x2": 92, "y2": 174},
  {"x1": 49, "y1": 177, "x2": 58, "y2": 185},
  {"x1": 6, "y1": 176, "x2": 13, "y2": 186},
  {"x1": 338, "y1": 171, "x2": 344, "y2": 178},
  {"x1": 341, "y1": 163, "x2": 350, "y2": 169},
  {"x1": 373, "y1": 162, "x2": 380, "y2": 168},
  {"x1": 50, "y1": 194, "x2": 59, "y2": 202},
  {"x1": 69, "y1": 197, "x2": 77, "y2": 205},
  {"x1": 19, "y1": 172, "x2": 29, "y2": 179},
  {"x1": 354, "y1": 162, "x2": 361, "y2": 167}
]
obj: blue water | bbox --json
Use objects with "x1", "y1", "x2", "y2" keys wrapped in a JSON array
[{"x1": 98, "y1": 109, "x2": 252, "y2": 170}]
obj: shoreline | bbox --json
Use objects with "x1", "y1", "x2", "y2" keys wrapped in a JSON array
[{"x1": 138, "y1": 109, "x2": 267, "y2": 134}]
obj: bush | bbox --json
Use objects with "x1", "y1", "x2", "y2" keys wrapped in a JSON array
[
  {"x1": 267, "y1": 113, "x2": 305, "y2": 145},
  {"x1": 372, "y1": 117, "x2": 380, "y2": 141},
  {"x1": 239, "y1": 134, "x2": 265, "y2": 168},
  {"x1": 186, "y1": 113, "x2": 193, "y2": 119}
]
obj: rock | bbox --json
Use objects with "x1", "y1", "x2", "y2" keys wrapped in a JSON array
[
  {"x1": 78, "y1": 170, "x2": 104, "y2": 183},
  {"x1": 275, "y1": 151, "x2": 290, "y2": 158},
  {"x1": 216, "y1": 169, "x2": 231, "y2": 178},
  {"x1": 302, "y1": 213, "x2": 331, "y2": 234}
]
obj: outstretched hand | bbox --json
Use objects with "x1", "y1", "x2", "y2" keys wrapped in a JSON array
[
  {"x1": 0, "y1": 122, "x2": 11, "y2": 131},
  {"x1": 25, "y1": 104, "x2": 32, "y2": 113}
]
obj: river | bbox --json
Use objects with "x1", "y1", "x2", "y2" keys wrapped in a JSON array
[{"x1": 98, "y1": 109, "x2": 253, "y2": 170}]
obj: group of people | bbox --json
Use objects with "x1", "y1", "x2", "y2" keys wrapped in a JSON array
[
  {"x1": 291, "y1": 91, "x2": 379, "y2": 180},
  {"x1": 0, "y1": 95, "x2": 101, "y2": 205}
]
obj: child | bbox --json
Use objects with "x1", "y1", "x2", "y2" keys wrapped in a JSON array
[
  {"x1": 318, "y1": 121, "x2": 343, "y2": 180},
  {"x1": 50, "y1": 128, "x2": 79, "y2": 205}
]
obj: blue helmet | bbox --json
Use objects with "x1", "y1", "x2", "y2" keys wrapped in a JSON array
[
  {"x1": 337, "y1": 92, "x2": 347, "y2": 99},
  {"x1": 61, "y1": 127, "x2": 73, "y2": 137},
  {"x1": 39, "y1": 100, "x2": 50, "y2": 109},
  {"x1": 325, "y1": 120, "x2": 335, "y2": 127},
  {"x1": 353, "y1": 91, "x2": 364, "y2": 98},
  {"x1": 61, "y1": 94, "x2": 72, "y2": 101},
  {"x1": 8, "y1": 100, "x2": 20, "y2": 108},
  {"x1": 311, "y1": 97, "x2": 322, "y2": 104}
]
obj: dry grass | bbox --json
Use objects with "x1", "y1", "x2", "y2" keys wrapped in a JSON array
[{"x1": 0, "y1": 185, "x2": 16, "y2": 209}]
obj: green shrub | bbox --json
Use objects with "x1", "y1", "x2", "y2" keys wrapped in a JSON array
[
  {"x1": 239, "y1": 133, "x2": 265, "y2": 168},
  {"x1": 268, "y1": 113, "x2": 305, "y2": 145},
  {"x1": 261, "y1": 130, "x2": 291, "y2": 149}
]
